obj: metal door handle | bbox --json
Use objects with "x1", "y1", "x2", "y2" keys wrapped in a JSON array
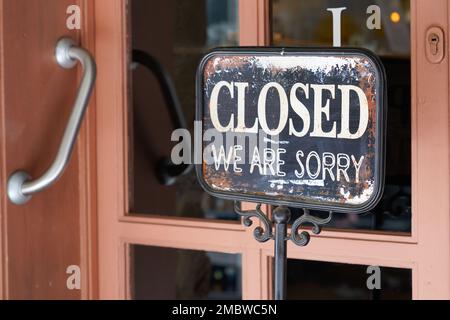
[{"x1": 7, "y1": 38, "x2": 97, "y2": 205}]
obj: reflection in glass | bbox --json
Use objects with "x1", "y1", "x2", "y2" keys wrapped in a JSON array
[
  {"x1": 132, "y1": 245, "x2": 242, "y2": 300},
  {"x1": 272, "y1": 0, "x2": 411, "y2": 232},
  {"x1": 272, "y1": 0, "x2": 410, "y2": 56},
  {"x1": 129, "y1": 0, "x2": 239, "y2": 219},
  {"x1": 287, "y1": 259, "x2": 412, "y2": 300}
]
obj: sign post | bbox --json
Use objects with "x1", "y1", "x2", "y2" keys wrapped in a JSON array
[
  {"x1": 273, "y1": 206, "x2": 290, "y2": 300},
  {"x1": 196, "y1": 48, "x2": 386, "y2": 300}
]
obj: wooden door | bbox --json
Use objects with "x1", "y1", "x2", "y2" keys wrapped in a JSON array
[
  {"x1": 2, "y1": 0, "x2": 449, "y2": 301},
  {"x1": 0, "y1": 0, "x2": 96, "y2": 299},
  {"x1": 95, "y1": 0, "x2": 450, "y2": 300}
]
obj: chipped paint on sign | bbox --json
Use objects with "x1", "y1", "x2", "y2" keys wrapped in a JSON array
[{"x1": 196, "y1": 48, "x2": 386, "y2": 213}]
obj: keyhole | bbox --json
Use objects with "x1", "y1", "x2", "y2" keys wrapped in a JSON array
[
  {"x1": 429, "y1": 33, "x2": 440, "y2": 55},
  {"x1": 426, "y1": 27, "x2": 444, "y2": 64}
]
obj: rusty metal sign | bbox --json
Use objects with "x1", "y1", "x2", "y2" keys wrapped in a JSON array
[{"x1": 196, "y1": 48, "x2": 386, "y2": 213}]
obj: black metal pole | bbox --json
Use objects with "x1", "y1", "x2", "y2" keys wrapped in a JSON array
[{"x1": 272, "y1": 206, "x2": 291, "y2": 300}]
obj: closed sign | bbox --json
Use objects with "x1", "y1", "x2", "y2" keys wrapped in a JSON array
[{"x1": 196, "y1": 48, "x2": 386, "y2": 213}]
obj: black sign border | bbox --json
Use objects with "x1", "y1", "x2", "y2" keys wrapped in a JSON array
[{"x1": 196, "y1": 47, "x2": 387, "y2": 214}]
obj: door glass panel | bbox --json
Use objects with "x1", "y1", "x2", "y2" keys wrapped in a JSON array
[
  {"x1": 129, "y1": 0, "x2": 239, "y2": 220},
  {"x1": 132, "y1": 245, "x2": 242, "y2": 300},
  {"x1": 287, "y1": 259, "x2": 412, "y2": 300},
  {"x1": 272, "y1": 0, "x2": 411, "y2": 233}
]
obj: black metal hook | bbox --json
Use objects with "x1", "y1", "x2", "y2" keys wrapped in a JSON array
[{"x1": 132, "y1": 49, "x2": 192, "y2": 185}]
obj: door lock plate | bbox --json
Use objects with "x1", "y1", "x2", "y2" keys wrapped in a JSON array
[{"x1": 426, "y1": 26, "x2": 445, "y2": 64}]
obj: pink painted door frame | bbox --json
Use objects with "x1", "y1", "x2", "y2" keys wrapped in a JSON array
[{"x1": 94, "y1": 0, "x2": 450, "y2": 299}]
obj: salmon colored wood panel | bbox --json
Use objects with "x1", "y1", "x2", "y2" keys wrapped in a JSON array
[
  {"x1": 95, "y1": 0, "x2": 128, "y2": 299},
  {"x1": 78, "y1": 0, "x2": 98, "y2": 300},
  {"x1": 239, "y1": 0, "x2": 270, "y2": 46},
  {"x1": 0, "y1": 0, "x2": 96, "y2": 299},
  {"x1": 115, "y1": 220, "x2": 416, "y2": 264},
  {"x1": 413, "y1": 0, "x2": 450, "y2": 299},
  {"x1": 241, "y1": 249, "x2": 263, "y2": 299}
]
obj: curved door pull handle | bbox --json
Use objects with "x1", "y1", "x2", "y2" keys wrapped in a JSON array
[{"x1": 7, "y1": 38, "x2": 97, "y2": 205}]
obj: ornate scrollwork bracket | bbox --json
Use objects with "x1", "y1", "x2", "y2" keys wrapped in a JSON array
[
  {"x1": 235, "y1": 202, "x2": 333, "y2": 300},
  {"x1": 289, "y1": 209, "x2": 333, "y2": 247},
  {"x1": 234, "y1": 202, "x2": 273, "y2": 243},
  {"x1": 234, "y1": 202, "x2": 333, "y2": 247}
]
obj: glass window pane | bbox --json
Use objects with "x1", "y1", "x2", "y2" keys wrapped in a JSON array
[
  {"x1": 272, "y1": 0, "x2": 411, "y2": 233},
  {"x1": 287, "y1": 259, "x2": 412, "y2": 300},
  {"x1": 272, "y1": 0, "x2": 410, "y2": 56},
  {"x1": 132, "y1": 245, "x2": 242, "y2": 300},
  {"x1": 129, "y1": 0, "x2": 239, "y2": 219}
]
